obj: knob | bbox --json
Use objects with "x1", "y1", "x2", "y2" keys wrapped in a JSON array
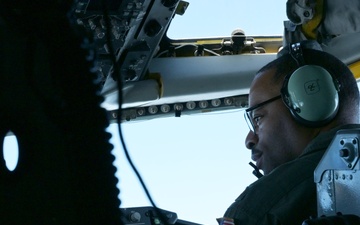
[
  {"x1": 129, "y1": 211, "x2": 141, "y2": 222},
  {"x1": 339, "y1": 148, "x2": 350, "y2": 158}
]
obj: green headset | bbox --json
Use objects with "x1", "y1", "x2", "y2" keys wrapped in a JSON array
[{"x1": 280, "y1": 41, "x2": 340, "y2": 126}]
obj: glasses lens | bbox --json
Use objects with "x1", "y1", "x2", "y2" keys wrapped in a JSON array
[
  {"x1": 244, "y1": 111, "x2": 255, "y2": 133},
  {"x1": 243, "y1": 95, "x2": 281, "y2": 134}
]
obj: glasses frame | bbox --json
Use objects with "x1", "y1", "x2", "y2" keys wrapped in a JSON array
[{"x1": 244, "y1": 95, "x2": 282, "y2": 134}]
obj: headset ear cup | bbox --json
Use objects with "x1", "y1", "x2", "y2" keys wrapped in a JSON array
[{"x1": 281, "y1": 65, "x2": 339, "y2": 126}]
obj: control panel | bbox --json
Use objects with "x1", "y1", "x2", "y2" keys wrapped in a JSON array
[
  {"x1": 120, "y1": 206, "x2": 202, "y2": 225},
  {"x1": 73, "y1": 0, "x2": 181, "y2": 83}
]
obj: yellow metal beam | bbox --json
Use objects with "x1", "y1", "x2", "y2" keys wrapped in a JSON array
[
  {"x1": 301, "y1": 0, "x2": 324, "y2": 39},
  {"x1": 349, "y1": 61, "x2": 360, "y2": 80}
]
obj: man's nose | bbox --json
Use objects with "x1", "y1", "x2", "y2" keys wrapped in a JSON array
[{"x1": 245, "y1": 130, "x2": 257, "y2": 149}]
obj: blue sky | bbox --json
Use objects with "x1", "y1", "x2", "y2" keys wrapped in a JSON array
[
  {"x1": 167, "y1": 0, "x2": 287, "y2": 38},
  {"x1": 3, "y1": 1, "x2": 287, "y2": 225},
  {"x1": 110, "y1": 112, "x2": 255, "y2": 224}
]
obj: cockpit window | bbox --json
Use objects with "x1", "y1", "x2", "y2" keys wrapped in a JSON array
[
  {"x1": 167, "y1": 0, "x2": 287, "y2": 39},
  {"x1": 112, "y1": 1, "x2": 288, "y2": 225}
]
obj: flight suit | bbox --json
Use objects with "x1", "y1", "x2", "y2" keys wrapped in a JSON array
[{"x1": 223, "y1": 124, "x2": 360, "y2": 225}]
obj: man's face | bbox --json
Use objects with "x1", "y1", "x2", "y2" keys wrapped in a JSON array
[{"x1": 245, "y1": 68, "x2": 311, "y2": 175}]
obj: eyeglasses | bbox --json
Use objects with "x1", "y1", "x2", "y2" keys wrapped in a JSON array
[{"x1": 244, "y1": 95, "x2": 282, "y2": 134}]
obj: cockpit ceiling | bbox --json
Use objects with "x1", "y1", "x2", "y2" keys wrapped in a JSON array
[{"x1": 71, "y1": 0, "x2": 360, "y2": 123}]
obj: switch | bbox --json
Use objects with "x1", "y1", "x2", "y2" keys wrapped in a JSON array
[{"x1": 161, "y1": 0, "x2": 179, "y2": 8}]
